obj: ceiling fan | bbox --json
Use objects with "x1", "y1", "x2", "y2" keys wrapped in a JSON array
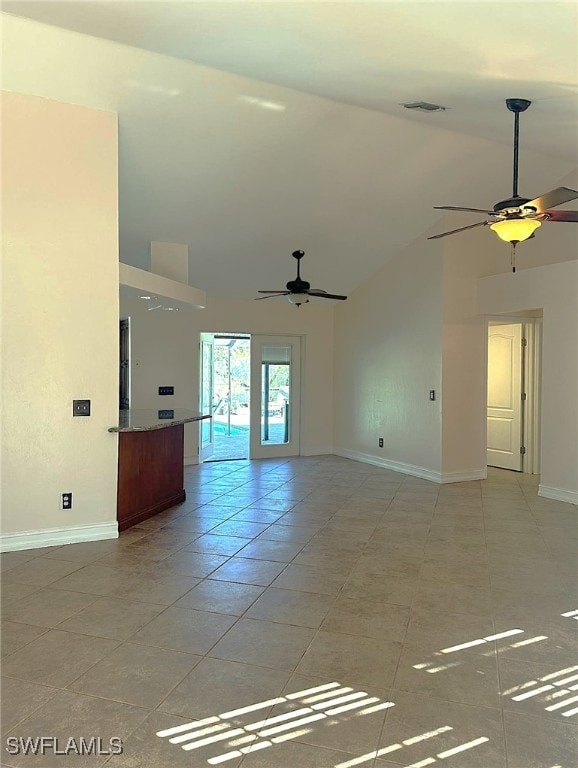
[
  {"x1": 429, "y1": 98, "x2": 578, "y2": 260},
  {"x1": 256, "y1": 250, "x2": 347, "y2": 306}
]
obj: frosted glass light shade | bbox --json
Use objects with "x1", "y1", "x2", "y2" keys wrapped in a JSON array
[{"x1": 490, "y1": 218, "x2": 541, "y2": 243}]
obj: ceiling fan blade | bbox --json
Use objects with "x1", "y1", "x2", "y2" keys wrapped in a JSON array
[
  {"x1": 542, "y1": 209, "x2": 578, "y2": 222},
  {"x1": 307, "y1": 291, "x2": 347, "y2": 300},
  {"x1": 428, "y1": 221, "x2": 490, "y2": 240},
  {"x1": 258, "y1": 290, "x2": 289, "y2": 293},
  {"x1": 255, "y1": 292, "x2": 290, "y2": 300},
  {"x1": 434, "y1": 205, "x2": 494, "y2": 214},
  {"x1": 525, "y1": 187, "x2": 578, "y2": 213}
]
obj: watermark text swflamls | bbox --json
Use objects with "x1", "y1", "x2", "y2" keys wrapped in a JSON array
[{"x1": 6, "y1": 737, "x2": 123, "y2": 756}]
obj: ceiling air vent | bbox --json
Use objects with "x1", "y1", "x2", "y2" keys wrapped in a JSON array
[{"x1": 401, "y1": 101, "x2": 447, "y2": 112}]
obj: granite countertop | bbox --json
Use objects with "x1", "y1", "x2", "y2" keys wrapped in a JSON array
[{"x1": 108, "y1": 408, "x2": 211, "y2": 433}]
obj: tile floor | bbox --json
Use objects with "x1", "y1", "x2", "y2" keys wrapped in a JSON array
[{"x1": 1, "y1": 456, "x2": 577, "y2": 768}]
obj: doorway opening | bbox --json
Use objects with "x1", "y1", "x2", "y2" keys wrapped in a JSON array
[
  {"x1": 202, "y1": 334, "x2": 251, "y2": 461},
  {"x1": 486, "y1": 317, "x2": 541, "y2": 474},
  {"x1": 199, "y1": 333, "x2": 302, "y2": 462}
]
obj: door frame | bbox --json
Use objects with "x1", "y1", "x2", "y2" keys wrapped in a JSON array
[
  {"x1": 485, "y1": 316, "x2": 541, "y2": 474},
  {"x1": 249, "y1": 334, "x2": 302, "y2": 460}
]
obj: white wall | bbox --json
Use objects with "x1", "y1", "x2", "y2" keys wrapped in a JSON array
[
  {"x1": 1, "y1": 92, "x2": 119, "y2": 549},
  {"x1": 120, "y1": 295, "x2": 335, "y2": 462},
  {"x1": 478, "y1": 260, "x2": 578, "y2": 502},
  {"x1": 333, "y1": 239, "x2": 444, "y2": 480}
]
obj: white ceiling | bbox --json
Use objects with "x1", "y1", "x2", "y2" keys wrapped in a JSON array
[{"x1": 2, "y1": 2, "x2": 577, "y2": 298}]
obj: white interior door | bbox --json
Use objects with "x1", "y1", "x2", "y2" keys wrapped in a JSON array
[
  {"x1": 487, "y1": 323, "x2": 523, "y2": 470},
  {"x1": 199, "y1": 332, "x2": 214, "y2": 461},
  {"x1": 250, "y1": 335, "x2": 301, "y2": 459}
]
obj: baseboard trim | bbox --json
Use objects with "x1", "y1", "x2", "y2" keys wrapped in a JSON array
[
  {"x1": 0, "y1": 522, "x2": 118, "y2": 553},
  {"x1": 441, "y1": 469, "x2": 488, "y2": 483},
  {"x1": 334, "y1": 448, "x2": 443, "y2": 483},
  {"x1": 538, "y1": 485, "x2": 578, "y2": 505}
]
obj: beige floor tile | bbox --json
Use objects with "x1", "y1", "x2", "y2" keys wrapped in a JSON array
[
  {"x1": 1, "y1": 552, "x2": 41, "y2": 572},
  {"x1": 231, "y1": 509, "x2": 286, "y2": 524},
  {"x1": 68, "y1": 642, "x2": 200, "y2": 708},
  {"x1": 296, "y1": 630, "x2": 402, "y2": 689},
  {"x1": 173, "y1": 579, "x2": 264, "y2": 615},
  {"x1": 0, "y1": 677, "x2": 58, "y2": 736},
  {"x1": 184, "y1": 533, "x2": 252, "y2": 555},
  {"x1": 106, "y1": 570, "x2": 202, "y2": 605},
  {"x1": 2, "y1": 690, "x2": 149, "y2": 768},
  {"x1": 256, "y1": 523, "x2": 319, "y2": 543},
  {"x1": 159, "y1": 550, "x2": 230, "y2": 578},
  {"x1": 209, "y1": 557, "x2": 287, "y2": 586},
  {"x1": 50, "y1": 564, "x2": 125, "y2": 596},
  {"x1": 379, "y1": 690, "x2": 506, "y2": 767},
  {"x1": 414, "y1": 579, "x2": 493, "y2": 618},
  {"x1": 0, "y1": 583, "x2": 39, "y2": 608},
  {"x1": 393, "y1": 646, "x2": 501, "y2": 708},
  {"x1": 56, "y1": 597, "x2": 165, "y2": 640},
  {"x1": 1, "y1": 622, "x2": 48, "y2": 658},
  {"x1": 130, "y1": 606, "x2": 237, "y2": 654},
  {"x1": 3, "y1": 460, "x2": 576, "y2": 768},
  {"x1": 210, "y1": 520, "x2": 271, "y2": 538},
  {"x1": 403, "y1": 609, "x2": 495, "y2": 656},
  {"x1": 503, "y1": 710, "x2": 578, "y2": 768},
  {"x1": 41, "y1": 538, "x2": 124, "y2": 563},
  {"x1": 209, "y1": 617, "x2": 315, "y2": 671},
  {"x1": 2, "y1": 558, "x2": 83, "y2": 587},
  {"x1": 246, "y1": 587, "x2": 334, "y2": 628},
  {"x1": 239, "y1": 740, "x2": 357, "y2": 767},
  {"x1": 272, "y1": 563, "x2": 350, "y2": 595},
  {"x1": 105, "y1": 710, "x2": 243, "y2": 768},
  {"x1": 1, "y1": 629, "x2": 119, "y2": 687},
  {"x1": 268, "y1": 674, "x2": 391, "y2": 755},
  {"x1": 235, "y1": 539, "x2": 305, "y2": 563},
  {"x1": 321, "y1": 597, "x2": 410, "y2": 642},
  {"x1": 342, "y1": 572, "x2": 418, "y2": 605},
  {"x1": 158, "y1": 656, "x2": 290, "y2": 720},
  {"x1": 498, "y1": 656, "x2": 578, "y2": 721},
  {"x1": 2, "y1": 588, "x2": 99, "y2": 628}
]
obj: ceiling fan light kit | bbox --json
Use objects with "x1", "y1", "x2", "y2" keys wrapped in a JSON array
[
  {"x1": 429, "y1": 98, "x2": 578, "y2": 270},
  {"x1": 256, "y1": 250, "x2": 347, "y2": 307},
  {"x1": 489, "y1": 218, "x2": 541, "y2": 243}
]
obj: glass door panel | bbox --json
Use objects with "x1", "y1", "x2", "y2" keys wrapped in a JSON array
[
  {"x1": 250, "y1": 336, "x2": 300, "y2": 458},
  {"x1": 199, "y1": 332, "x2": 214, "y2": 461}
]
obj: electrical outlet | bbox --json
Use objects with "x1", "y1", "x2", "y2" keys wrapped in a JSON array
[
  {"x1": 158, "y1": 409, "x2": 175, "y2": 419},
  {"x1": 429, "y1": 390, "x2": 436, "y2": 401},
  {"x1": 73, "y1": 400, "x2": 91, "y2": 416},
  {"x1": 158, "y1": 386, "x2": 174, "y2": 396},
  {"x1": 60, "y1": 492, "x2": 73, "y2": 510},
  {"x1": 378, "y1": 437, "x2": 384, "y2": 448}
]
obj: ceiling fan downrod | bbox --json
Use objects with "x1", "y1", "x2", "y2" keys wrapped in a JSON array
[{"x1": 506, "y1": 98, "x2": 531, "y2": 200}]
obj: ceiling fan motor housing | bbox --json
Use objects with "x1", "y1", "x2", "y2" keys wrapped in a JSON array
[{"x1": 493, "y1": 196, "x2": 533, "y2": 214}]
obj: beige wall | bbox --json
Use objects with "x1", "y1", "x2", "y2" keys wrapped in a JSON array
[
  {"x1": 1, "y1": 92, "x2": 119, "y2": 545},
  {"x1": 477, "y1": 260, "x2": 578, "y2": 500},
  {"x1": 333, "y1": 240, "x2": 444, "y2": 479},
  {"x1": 120, "y1": 295, "x2": 335, "y2": 462},
  {"x1": 440, "y1": 196, "x2": 578, "y2": 494}
]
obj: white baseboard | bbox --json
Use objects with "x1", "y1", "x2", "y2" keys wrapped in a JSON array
[
  {"x1": 334, "y1": 448, "x2": 443, "y2": 483},
  {"x1": 538, "y1": 485, "x2": 578, "y2": 505},
  {"x1": 441, "y1": 469, "x2": 488, "y2": 483},
  {"x1": 0, "y1": 522, "x2": 118, "y2": 553}
]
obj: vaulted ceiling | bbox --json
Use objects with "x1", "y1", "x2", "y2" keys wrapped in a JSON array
[{"x1": 2, "y1": 2, "x2": 577, "y2": 298}]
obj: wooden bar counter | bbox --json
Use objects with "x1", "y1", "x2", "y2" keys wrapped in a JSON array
[{"x1": 109, "y1": 409, "x2": 210, "y2": 531}]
